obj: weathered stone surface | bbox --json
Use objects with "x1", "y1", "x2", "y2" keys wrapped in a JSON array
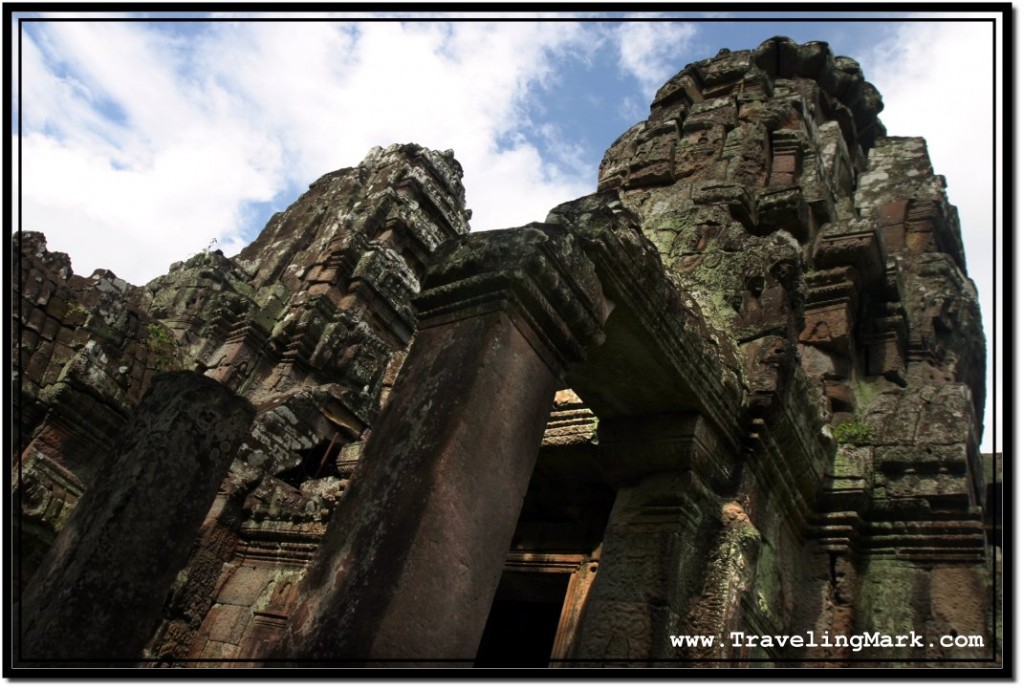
[
  {"x1": 139, "y1": 143, "x2": 472, "y2": 664},
  {"x1": 570, "y1": 470, "x2": 713, "y2": 664},
  {"x1": 273, "y1": 225, "x2": 612, "y2": 662},
  {"x1": 683, "y1": 501, "x2": 762, "y2": 663},
  {"x1": 17, "y1": 373, "x2": 254, "y2": 662},
  {"x1": 580, "y1": 35, "x2": 989, "y2": 669},
  {"x1": 13, "y1": 233, "x2": 191, "y2": 593},
  {"x1": 14, "y1": 143, "x2": 473, "y2": 667}
]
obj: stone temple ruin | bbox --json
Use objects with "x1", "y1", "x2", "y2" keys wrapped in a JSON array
[{"x1": 12, "y1": 37, "x2": 1001, "y2": 669}]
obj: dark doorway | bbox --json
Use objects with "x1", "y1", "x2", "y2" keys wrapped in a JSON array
[{"x1": 474, "y1": 570, "x2": 571, "y2": 667}]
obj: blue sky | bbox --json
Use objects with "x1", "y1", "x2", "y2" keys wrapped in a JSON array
[{"x1": 10, "y1": 9, "x2": 1003, "y2": 452}]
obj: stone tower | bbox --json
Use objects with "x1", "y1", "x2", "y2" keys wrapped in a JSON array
[{"x1": 12, "y1": 38, "x2": 997, "y2": 670}]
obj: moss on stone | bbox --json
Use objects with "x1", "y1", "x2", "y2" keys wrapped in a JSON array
[
  {"x1": 145, "y1": 322, "x2": 181, "y2": 372},
  {"x1": 833, "y1": 420, "x2": 874, "y2": 445}
]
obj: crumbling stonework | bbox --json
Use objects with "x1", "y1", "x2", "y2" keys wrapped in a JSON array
[
  {"x1": 14, "y1": 144, "x2": 471, "y2": 664},
  {"x1": 18, "y1": 372, "x2": 254, "y2": 662},
  {"x1": 12, "y1": 38, "x2": 997, "y2": 671}
]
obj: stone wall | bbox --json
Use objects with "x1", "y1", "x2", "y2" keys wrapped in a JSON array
[
  {"x1": 576, "y1": 36, "x2": 992, "y2": 667},
  {"x1": 14, "y1": 144, "x2": 471, "y2": 665}
]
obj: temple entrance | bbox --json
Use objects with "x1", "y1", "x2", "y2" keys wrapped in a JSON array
[
  {"x1": 474, "y1": 406, "x2": 615, "y2": 667},
  {"x1": 474, "y1": 570, "x2": 571, "y2": 667}
]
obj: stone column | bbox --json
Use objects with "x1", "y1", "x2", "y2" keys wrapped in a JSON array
[
  {"x1": 570, "y1": 413, "x2": 742, "y2": 664},
  {"x1": 274, "y1": 225, "x2": 612, "y2": 664},
  {"x1": 17, "y1": 372, "x2": 255, "y2": 663}
]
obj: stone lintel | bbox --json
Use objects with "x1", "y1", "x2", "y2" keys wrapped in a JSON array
[
  {"x1": 806, "y1": 266, "x2": 860, "y2": 301},
  {"x1": 258, "y1": 384, "x2": 368, "y2": 446},
  {"x1": 415, "y1": 225, "x2": 612, "y2": 375},
  {"x1": 545, "y1": 196, "x2": 744, "y2": 452},
  {"x1": 598, "y1": 412, "x2": 733, "y2": 491}
]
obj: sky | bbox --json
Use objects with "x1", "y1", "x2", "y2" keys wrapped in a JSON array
[{"x1": 9, "y1": 8, "x2": 1004, "y2": 453}]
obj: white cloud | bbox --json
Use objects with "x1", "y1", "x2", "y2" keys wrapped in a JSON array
[
  {"x1": 614, "y1": 19, "x2": 698, "y2": 96},
  {"x1": 18, "y1": 20, "x2": 285, "y2": 280},
  {"x1": 16, "y1": 19, "x2": 597, "y2": 283}
]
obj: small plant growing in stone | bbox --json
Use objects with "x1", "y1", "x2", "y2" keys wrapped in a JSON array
[
  {"x1": 145, "y1": 322, "x2": 179, "y2": 371},
  {"x1": 833, "y1": 420, "x2": 874, "y2": 445}
]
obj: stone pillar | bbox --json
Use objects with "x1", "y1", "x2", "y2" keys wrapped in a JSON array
[
  {"x1": 274, "y1": 225, "x2": 612, "y2": 663},
  {"x1": 570, "y1": 413, "x2": 739, "y2": 664},
  {"x1": 570, "y1": 471, "x2": 709, "y2": 663},
  {"x1": 17, "y1": 372, "x2": 255, "y2": 663},
  {"x1": 680, "y1": 500, "x2": 762, "y2": 663}
]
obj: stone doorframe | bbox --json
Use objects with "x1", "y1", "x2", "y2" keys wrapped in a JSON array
[
  {"x1": 497, "y1": 550, "x2": 602, "y2": 665},
  {"x1": 269, "y1": 195, "x2": 829, "y2": 664}
]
